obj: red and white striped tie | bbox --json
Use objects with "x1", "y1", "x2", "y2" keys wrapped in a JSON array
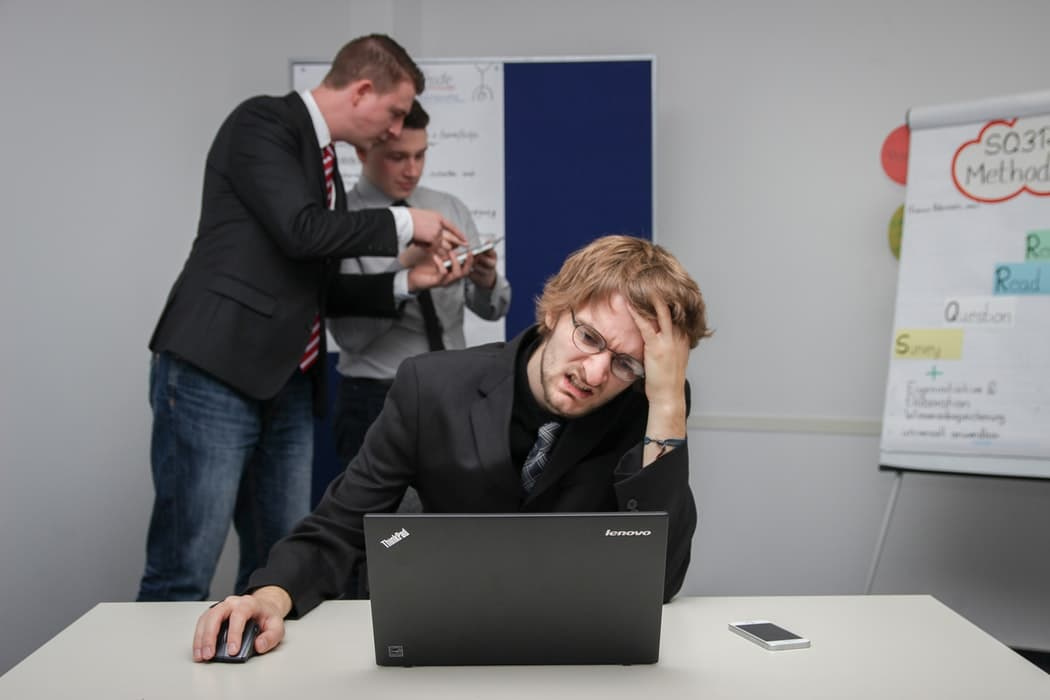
[
  {"x1": 299, "y1": 144, "x2": 336, "y2": 372},
  {"x1": 321, "y1": 143, "x2": 335, "y2": 210},
  {"x1": 299, "y1": 315, "x2": 322, "y2": 372}
]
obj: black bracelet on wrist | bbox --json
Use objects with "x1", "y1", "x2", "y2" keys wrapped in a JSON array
[{"x1": 643, "y1": 436, "x2": 687, "y2": 458}]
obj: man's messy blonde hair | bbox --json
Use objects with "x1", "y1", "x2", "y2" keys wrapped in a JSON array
[{"x1": 535, "y1": 235, "x2": 711, "y2": 348}]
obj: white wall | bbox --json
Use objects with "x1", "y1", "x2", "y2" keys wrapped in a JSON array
[
  {"x1": 0, "y1": 0, "x2": 365, "y2": 674},
  {"x1": 2, "y1": 0, "x2": 1049, "y2": 675}
]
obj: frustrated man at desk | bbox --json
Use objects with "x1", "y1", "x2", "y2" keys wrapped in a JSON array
[{"x1": 193, "y1": 234, "x2": 712, "y2": 662}]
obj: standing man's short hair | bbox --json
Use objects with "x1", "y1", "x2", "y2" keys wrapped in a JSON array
[
  {"x1": 536, "y1": 235, "x2": 712, "y2": 348},
  {"x1": 324, "y1": 34, "x2": 425, "y2": 94}
]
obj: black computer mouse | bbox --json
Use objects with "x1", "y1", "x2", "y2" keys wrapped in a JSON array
[{"x1": 211, "y1": 619, "x2": 261, "y2": 663}]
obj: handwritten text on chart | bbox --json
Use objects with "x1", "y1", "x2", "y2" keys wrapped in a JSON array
[
  {"x1": 942, "y1": 297, "x2": 1015, "y2": 327},
  {"x1": 431, "y1": 129, "x2": 481, "y2": 143},
  {"x1": 907, "y1": 202, "x2": 980, "y2": 215},
  {"x1": 952, "y1": 115, "x2": 1050, "y2": 203},
  {"x1": 894, "y1": 329, "x2": 964, "y2": 360},
  {"x1": 993, "y1": 262, "x2": 1050, "y2": 295},
  {"x1": 899, "y1": 379, "x2": 1007, "y2": 443},
  {"x1": 1027, "y1": 230, "x2": 1050, "y2": 260}
]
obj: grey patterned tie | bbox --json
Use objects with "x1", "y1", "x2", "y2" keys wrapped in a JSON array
[{"x1": 521, "y1": 421, "x2": 563, "y2": 494}]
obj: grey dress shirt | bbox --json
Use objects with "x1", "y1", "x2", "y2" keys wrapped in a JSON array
[{"x1": 328, "y1": 176, "x2": 512, "y2": 380}]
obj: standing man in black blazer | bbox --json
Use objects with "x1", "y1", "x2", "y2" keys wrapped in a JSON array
[
  {"x1": 192, "y1": 235, "x2": 713, "y2": 662},
  {"x1": 139, "y1": 34, "x2": 467, "y2": 602}
]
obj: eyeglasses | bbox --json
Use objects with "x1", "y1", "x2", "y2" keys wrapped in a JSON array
[{"x1": 569, "y1": 310, "x2": 645, "y2": 382}]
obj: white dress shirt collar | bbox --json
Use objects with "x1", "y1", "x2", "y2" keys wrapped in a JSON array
[
  {"x1": 298, "y1": 89, "x2": 331, "y2": 148},
  {"x1": 354, "y1": 175, "x2": 402, "y2": 206}
]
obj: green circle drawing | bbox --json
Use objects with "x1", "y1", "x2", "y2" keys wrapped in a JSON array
[{"x1": 888, "y1": 205, "x2": 903, "y2": 259}]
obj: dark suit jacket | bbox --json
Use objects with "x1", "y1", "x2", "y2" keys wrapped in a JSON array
[
  {"x1": 248, "y1": 327, "x2": 698, "y2": 614},
  {"x1": 150, "y1": 92, "x2": 400, "y2": 406}
]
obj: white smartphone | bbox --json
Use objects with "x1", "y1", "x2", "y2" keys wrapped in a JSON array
[
  {"x1": 728, "y1": 620, "x2": 810, "y2": 650},
  {"x1": 441, "y1": 236, "x2": 504, "y2": 269}
]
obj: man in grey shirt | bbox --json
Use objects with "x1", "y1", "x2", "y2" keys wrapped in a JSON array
[{"x1": 328, "y1": 100, "x2": 512, "y2": 475}]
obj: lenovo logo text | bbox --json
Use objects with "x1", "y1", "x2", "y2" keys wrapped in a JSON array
[
  {"x1": 381, "y1": 527, "x2": 410, "y2": 548},
  {"x1": 605, "y1": 529, "x2": 651, "y2": 537}
]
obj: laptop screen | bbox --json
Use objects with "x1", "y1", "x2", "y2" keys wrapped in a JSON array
[{"x1": 363, "y1": 512, "x2": 668, "y2": 666}]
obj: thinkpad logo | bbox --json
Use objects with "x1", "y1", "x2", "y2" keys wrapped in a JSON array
[
  {"x1": 381, "y1": 527, "x2": 410, "y2": 548},
  {"x1": 605, "y1": 529, "x2": 652, "y2": 537}
]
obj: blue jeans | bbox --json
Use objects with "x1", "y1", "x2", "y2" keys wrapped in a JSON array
[
  {"x1": 137, "y1": 353, "x2": 313, "y2": 601},
  {"x1": 332, "y1": 376, "x2": 420, "y2": 515},
  {"x1": 332, "y1": 375, "x2": 420, "y2": 599},
  {"x1": 332, "y1": 376, "x2": 392, "y2": 468}
]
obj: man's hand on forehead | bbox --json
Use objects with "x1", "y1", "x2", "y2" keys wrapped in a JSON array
[
  {"x1": 627, "y1": 297, "x2": 690, "y2": 387},
  {"x1": 629, "y1": 295, "x2": 691, "y2": 467}
]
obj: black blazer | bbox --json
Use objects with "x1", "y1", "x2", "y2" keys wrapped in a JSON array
[
  {"x1": 249, "y1": 327, "x2": 698, "y2": 614},
  {"x1": 150, "y1": 92, "x2": 400, "y2": 404}
]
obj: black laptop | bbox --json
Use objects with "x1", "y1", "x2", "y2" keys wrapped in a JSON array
[{"x1": 363, "y1": 511, "x2": 668, "y2": 666}]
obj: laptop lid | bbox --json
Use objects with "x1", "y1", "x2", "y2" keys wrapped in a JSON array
[{"x1": 363, "y1": 511, "x2": 668, "y2": 666}]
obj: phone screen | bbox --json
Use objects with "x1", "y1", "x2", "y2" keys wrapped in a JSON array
[{"x1": 736, "y1": 622, "x2": 802, "y2": 642}]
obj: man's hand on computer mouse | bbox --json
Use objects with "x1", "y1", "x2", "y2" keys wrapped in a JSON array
[{"x1": 192, "y1": 586, "x2": 292, "y2": 662}]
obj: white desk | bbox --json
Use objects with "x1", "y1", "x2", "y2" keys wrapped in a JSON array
[{"x1": 1, "y1": 595, "x2": 1046, "y2": 699}]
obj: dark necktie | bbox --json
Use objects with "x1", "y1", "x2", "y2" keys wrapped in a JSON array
[
  {"x1": 299, "y1": 144, "x2": 336, "y2": 372},
  {"x1": 392, "y1": 199, "x2": 444, "y2": 351},
  {"x1": 521, "y1": 421, "x2": 563, "y2": 494}
]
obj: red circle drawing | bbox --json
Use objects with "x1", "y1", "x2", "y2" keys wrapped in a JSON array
[{"x1": 881, "y1": 124, "x2": 909, "y2": 185}]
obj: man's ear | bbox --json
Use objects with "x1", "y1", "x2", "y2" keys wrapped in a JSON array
[
  {"x1": 347, "y1": 78, "x2": 374, "y2": 106},
  {"x1": 543, "y1": 310, "x2": 557, "y2": 333}
]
